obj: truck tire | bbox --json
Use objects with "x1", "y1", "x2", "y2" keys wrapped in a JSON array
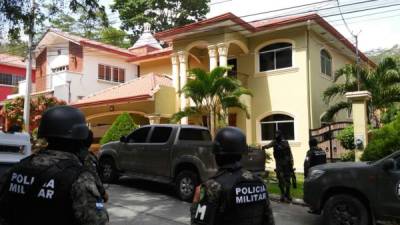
[
  {"x1": 99, "y1": 158, "x2": 119, "y2": 183},
  {"x1": 175, "y1": 170, "x2": 199, "y2": 202},
  {"x1": 323, "y1": 194, "x2": 370, "y2": 225}
]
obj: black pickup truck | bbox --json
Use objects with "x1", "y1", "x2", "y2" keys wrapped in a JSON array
[
  {"x1": 99, "y1": 124, "x2": 266, "y2": 201},
  {"x1": 304, "y1": 150, "x2": 400, "y2": 225}
]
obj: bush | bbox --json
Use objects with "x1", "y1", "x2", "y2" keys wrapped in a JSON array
[
  {"x1": 361, "y1": 115, "x2": 400, "y2": 161},
  {"x1": 337, "y1": 125, "x2": 355, "y2": 150},
  {"x1": 340, "y1": 150, "x2": 355, "y2": 162},
  {"x1": 380, "y1": 105, "x2": 400, "y2": 124},
  {"x1": 100, "y1": 113, "x2": 138, "y2": 145}
]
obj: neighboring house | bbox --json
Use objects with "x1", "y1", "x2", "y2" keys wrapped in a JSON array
[
  {"x1": 0, "y1": 53, "x2": 35, "y2": 101},
  {"x1": 31, "y1": 28, "x2": 138, "y2": 103},
  {"x1": 74, "y1": 13, "x2": 374, "y2": 170}
]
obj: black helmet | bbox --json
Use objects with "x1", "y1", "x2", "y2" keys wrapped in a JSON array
[
  {"x1": 309, "y1": 138, "x2": 318, "y2": 147},
  {"x1": 213, "y1": 126, "x2": 247, "y2": 155},
  {"x1": 38, "y1": 106, "x2": 89, "y2": 141}
]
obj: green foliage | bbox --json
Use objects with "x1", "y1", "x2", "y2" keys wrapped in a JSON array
[
  {"x1": 322, "y1": 57, "x2": 400, "y2": 123},
  {"x1": 98, "y1": 27, "x2": 131, "y2": 48},
  {"x1": 112, "y1": 0, "x2": 210, "y2": 41},
  {"x1": 171, "y1": 67, "x2": 251, "y2": 134},
  {"x1": 340, "y1": 150, "x2": 355, "y2": 162},
  {"x1": 100, "y1": 113, "x2": 138, "y2": 145},
  {"x1": 366, "y1": 44, "x2": 400, "y2": 64},
  {"x1": 380, "y1": 104, "x2": 400, "y2": 124},
  {"x1": 337, "y1": 125, "x2": 355, "y2": 150},
  {"x1": 0, "y1": 40, "x2": 28, "y2": 57},
  {"x1": 361, "y1": 115, "x2": 400, "y2": 161}
]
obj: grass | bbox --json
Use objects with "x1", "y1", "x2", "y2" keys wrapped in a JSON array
[{"x1": 263, "y1": 172, "x2": 304, "y2": 199}]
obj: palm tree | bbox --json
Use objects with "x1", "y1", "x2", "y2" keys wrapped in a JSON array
[
  {"x1": 322, "y1": 57, "x2": 400, "y2": 126},
  {"x1": 171, "y1": 67, "x2": 252, "y2": 136}
]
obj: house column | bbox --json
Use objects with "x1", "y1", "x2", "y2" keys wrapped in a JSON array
[
  {"x1": 345, "y1": 91, "x2": 371, "y2": 161},
  {"x1": 178, "y1": 51, "x2": 189, "y2": 125},
  {"x1": 146, "y1": 114, "x2": 161, "y2": 125},
  {"x1": 171, "y1": 53, "x2": 180, "y2": 112},
  {"x1": 208, "y1": 45, "x2": 218, "y2": 71},
  {"x1": 217, "y1": 43, "x2": 228, "y2": 71}
]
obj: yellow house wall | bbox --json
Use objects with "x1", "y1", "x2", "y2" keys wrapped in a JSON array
[
  {"x1": 309, "y1": 32, "x2": 353, "y2": 128},
  {"x1": 155, "y1": 86, "x2": 177, "y2": 116},
  {"x1": 140, "y1": 58, "x2": 172, "y2": 76}
]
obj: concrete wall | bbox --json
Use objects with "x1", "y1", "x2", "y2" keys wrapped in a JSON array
[{"x1": 140, "y1": 58, "x2": 171, "y2": 76}]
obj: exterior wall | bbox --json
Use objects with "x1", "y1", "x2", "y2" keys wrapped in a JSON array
[
  {"x1": 0, "y1": 64, "x2": 34, "y2": 101},
  {"x1": 140, "y1": 58, "x2": 171, "y2": 76},
  {"x1": 244, "y1": 27, "x2": 310, "y2": 171},
  {"x1": 69, "y1": 42, "x2": 83, "y2": 73},
  {"x1": 309, "y1": 32, "x2": 353, "y2": 128},
  {"x1": 35, "y1": 48, "x2": 47, "y2": 92}
]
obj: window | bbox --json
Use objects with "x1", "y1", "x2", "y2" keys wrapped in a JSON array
[
  {"x1": 128, "y1": 127, "x2": 151, "y2": 143},
  {"x1": 321, "y1": 49, "x2": 332, "y2": 76},
  {"x1": 259, "y1": 42, "x2": 292, "y2": 72},
  {"x1": 98, "y1": 64, "x2": 126, "y2": 83},
  {"x1": 0, "y1": 144, "x2": 24, "y2": 154},
  {"x1": 0, "y1": 73, "x2": 25, "y2": 86},
  {"x1": 395, "y1": 156, "x2": 400, "y2": 170},
  {"x1": 260, "y1": 114, "x2": 294, "y2": 141},
  {"x1": 51, "y1": 65, "x2": 69, "y2": 73},
  {"x1": 179, "y1": 128, "x2": 212, "y2": 141},
  {"x1": 150, "y1": 127, "x2": 173, "y2": 143}
]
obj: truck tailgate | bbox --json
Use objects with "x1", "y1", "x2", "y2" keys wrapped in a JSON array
[{"x1": 241, "y1": 147, "x2": 266, "y2": 175}]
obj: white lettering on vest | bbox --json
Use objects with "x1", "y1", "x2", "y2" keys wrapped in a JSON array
[
  {"x1": 45, "y1": 179, "x2": 55, "y2": 189},
  {"x1": 195, "y1": 204, "x2": 207, "y2": 221},
  {"x1": 9, "y1": 183, "x2": 25, "y2": 194},
  {"x1": 38, "y1": 189, "x2": 46, "y2": 198},
  {"x1": 235, "y1": 184, "x2": 267, "y2": 204}
]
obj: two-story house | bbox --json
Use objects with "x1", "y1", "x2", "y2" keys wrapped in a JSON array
[
  {"x1": 32, "y1": 28, "x2": 138, "y2": 103},
  {"x1": 73, "y1": 13, "x2": 374, "y2": 170}
]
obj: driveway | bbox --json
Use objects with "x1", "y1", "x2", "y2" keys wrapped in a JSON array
[{"x1": 106, "y1": 177, "x2": 322, "y2": 225}]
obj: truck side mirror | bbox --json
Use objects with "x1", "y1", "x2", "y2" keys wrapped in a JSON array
[
  {"x1": 382, "y1": 159, "x2": 395, "y2": 171},
  {"x1": 120, "y1": 136, "x2": 127, "y2": 143}
]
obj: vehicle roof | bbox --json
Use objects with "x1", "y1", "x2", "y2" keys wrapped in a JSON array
[
  {"x1": 139, "y1": 124, "x2": 209, "y2": 130},
  {"x1": 0, "y1": 132, "x2": 31, "y2": 144}
]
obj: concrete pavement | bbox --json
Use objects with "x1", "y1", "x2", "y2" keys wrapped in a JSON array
[{"x1": 106, "y1": 177, "x2": 322, "y2": 225}]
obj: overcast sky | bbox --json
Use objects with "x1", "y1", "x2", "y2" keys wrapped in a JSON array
[{"x1": 102, "y1": 0, "x2": 400, "y2": 51}]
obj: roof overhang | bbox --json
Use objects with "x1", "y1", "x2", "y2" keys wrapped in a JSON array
[
  {"x1": 127, "y1": 50, "x2": 173, "y2": 63},
  {"x1": 80, "y1": 40, "x2": 135, "y2": 58},
  {"x1": 72, "y1": 94, "x2": 152, "y2": 108}
]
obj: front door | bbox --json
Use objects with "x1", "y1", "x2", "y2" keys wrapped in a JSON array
[
  {"x1": 377, "y1": 154, "x2": 400, "y2": 219},
  {"x1": 119, "y1": 127, "x2": 151, "y2": 173}
]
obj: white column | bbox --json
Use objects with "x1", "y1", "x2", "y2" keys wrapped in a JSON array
[
  {"x1": 217, "y1": 43, "x2": 228, "y2": 70},
  {"x1": 178, "y1": 51, "x2": 188, "y2": 125},
  {"x1": 171, "y1": 53, "x2": 180, "y2": 112},
  {"x1": 208, "y1": 45, "x2": 218, "y2": 71}
]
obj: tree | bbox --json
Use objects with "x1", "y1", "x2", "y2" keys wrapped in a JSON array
[
  {"x1": 112, "y1": 0, "x2": 210, "y2": 41},
  {"x1": 0, "y1": 0, "x2": 108, "y2": 41},
  {"x1": 322, "y1": 57, "x2": 400, "y2": 126},
  {"x1": 100, "y1": 112, "x2": 138, "y2": 145},
  {"x1": 171, "y1": 67, "x2": 252, "y2": 136},
  {"x1": 98, "y1": 27, "x2": 131, "y2": 48},
  {"x1": 1, "y1": 96, "x2": 66, "y2": 132}
]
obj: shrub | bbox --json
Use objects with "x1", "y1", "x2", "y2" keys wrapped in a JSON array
[
  {"x1": 380, "y1": 105, "x2": 400, "y2": 124},
  {"x1": 361, "y1": 115, "x2": 400, "y2": 161},
  {"x1": 340, "y1": 150, "x2": 355, "y2": 162},
  {"x1": 100, "y1": 113, "x2": 138, "y2": 145},
  {"x1": 337, "y1": 125, "x2": 355, "y2": 150}
]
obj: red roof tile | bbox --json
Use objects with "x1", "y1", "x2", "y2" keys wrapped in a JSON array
[
  {"x1": 0, "y1": 53, "x2": 27, "y2": 68},
  {"x1": 72, "y1": 73, "x2": 172, "y2": 107},
  {"x1": 127, "y1": 47, "x2": 173, "y2": 62}
]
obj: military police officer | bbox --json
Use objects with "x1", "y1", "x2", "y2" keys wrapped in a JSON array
[
  {"x1": 191, "y1": 127, "x2": 275, "y2": 225},
  {"x1": 304, "y1": 138, "x2": 327, "y2": 178},
  {"x1": 0, "y1": 106, "x2": 109, "y2": 225},
  {"x1": 262, "y1": 130, "x2": 294, "y2": 202}
]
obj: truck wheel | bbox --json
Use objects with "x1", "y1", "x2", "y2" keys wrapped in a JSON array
[
  {"x1": 99, "y1": 158, "x2": 119, "y2": 183},
  {"x1": 176, "y1": 170, "x2": 199, "y2": 202},
  {"x1": 323, "y1": 194, "x2": 370, "y2": 225}
]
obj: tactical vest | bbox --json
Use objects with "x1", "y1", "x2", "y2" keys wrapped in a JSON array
[
  {"x1": 0, "y1": 155, "x2": 83, "y2": 225},
  {"x1": 215, "y1": 169, "x2": 268, "y2": 225},
  {"x1": 309, "y1": 148, "x2": 327, "y2": 168},
  {"x1": 273, "y1": 141, "x2": 291, "y2": 162}
]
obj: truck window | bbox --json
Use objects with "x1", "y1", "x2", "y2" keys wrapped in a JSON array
[
  {"x1": 150, "y1": 127, "x2": 172, "y2": 143},
  {"x1": 395, "y1": 156, "x2": 400, "y2": 170},
  {"x1": 179, "y1": 128, "x2": 211, "y2": 141},
  {"x1": 128, "y1": 127, "x2": 151, "y2": 143},
  {"x1": 0, "y1": 144, "x2": 24, "y2": 154}
]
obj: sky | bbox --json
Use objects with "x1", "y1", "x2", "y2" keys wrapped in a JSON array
[{"x1": 93, "y1": 0, "x2": 400, "y2": 52}]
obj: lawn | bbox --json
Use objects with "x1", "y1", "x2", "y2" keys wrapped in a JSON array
[{"x1": 263, "y1": 172, "x2": 304, "y2": 199}]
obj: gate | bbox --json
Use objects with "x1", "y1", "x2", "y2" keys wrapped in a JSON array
[{"x1": 309, "y1": 122, "x2": 352, "y2": 162}]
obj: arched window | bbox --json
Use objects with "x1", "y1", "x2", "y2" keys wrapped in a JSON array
[
  {"x1": 260, "y1": 114, "x2": 294, "y2": 141},
  {"x1": 321, "y1": 49, "x2": 332, "y2": 76},
  {"x1": 259, "y1": 42, "x2": 292, "y2": 72}
]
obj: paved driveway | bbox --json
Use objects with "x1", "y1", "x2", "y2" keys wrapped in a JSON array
[{"x1": 106, "y1": 178, "x2": 322, "y2": 225}]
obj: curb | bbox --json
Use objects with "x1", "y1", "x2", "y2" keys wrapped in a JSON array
[{"x1": 269, "y1": 194, "x2": 307, "y2": 207}]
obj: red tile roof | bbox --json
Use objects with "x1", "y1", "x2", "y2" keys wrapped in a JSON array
[
  {"x1": 45, "y1": 29, "x2": 136, "y2": 57},
  {"x1": 0, "y1": 53, "x2": 27, "y2": 68},
  {"x1": 72, "y1": 73, "x2": 172, "y2": 108},
  {"x1": 127, "y1": 47, "x2": 173, "y2": 63}
]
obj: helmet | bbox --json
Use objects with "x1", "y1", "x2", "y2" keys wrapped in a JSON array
[
  {"x1": 213, "y1": 126, "x2": 247, "y2": 155},
  {"x1": 38, "y1": 106, "x2": 89, "y2": 141},
  {"x1": 309, "y1": 138, "x2": 318, "y2": 147},
  {"x1": 275, "y1": 130, "x2": 283, "y2": 141}
]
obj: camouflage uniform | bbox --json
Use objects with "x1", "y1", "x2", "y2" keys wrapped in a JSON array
[
  {"x1": 191, "y1": 163, "x2": 275, "y2": 225},
  {"x1": 263, "y1": 139, "x2": 294, "y2": 201},
  {"x1": 0, "y1": 149, "x2": 109, "y2": 225},
  {"x1": 80, "y1": 150, "x2": 107, "y2": 202}
]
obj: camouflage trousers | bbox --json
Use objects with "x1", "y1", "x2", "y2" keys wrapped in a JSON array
[{"x1": 275, "y1": 164, "x2": 292, "y2": 198}]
